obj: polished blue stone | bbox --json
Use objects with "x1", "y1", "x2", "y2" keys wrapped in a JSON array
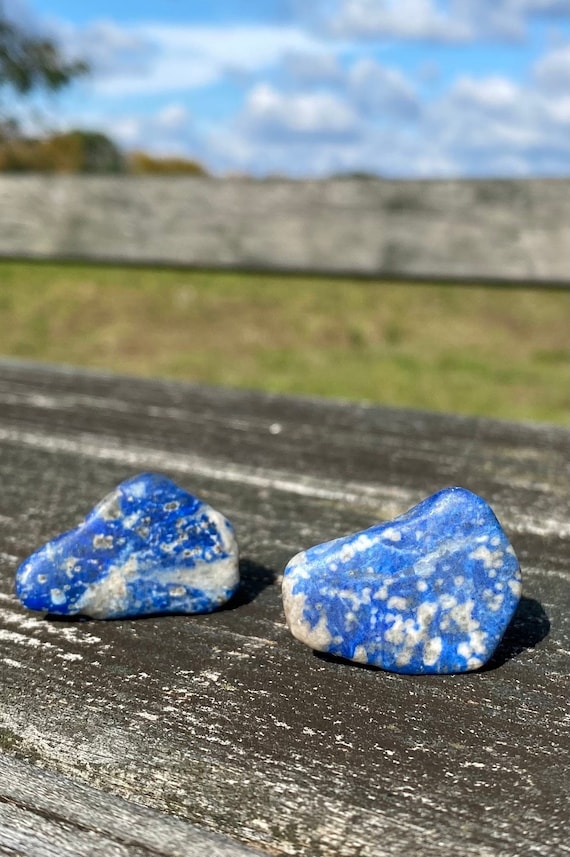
[
  {"x1": 16, "y1": 472, "x2": 239, "y2": 618},
  {"x1": 282, "y1": 487, "x2": 521, "y2": 674}
]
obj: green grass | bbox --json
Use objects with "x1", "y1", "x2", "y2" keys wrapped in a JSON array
[{"x1": 0, "y1": 260, "x2": 568, "y2": 424}]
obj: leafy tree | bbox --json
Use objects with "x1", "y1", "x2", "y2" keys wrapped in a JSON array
[
  {"x1": 0, "y1": 3, "x2": 88, "y2": 133},
  {"x1": 0, "y1": 129, "x2": 125, "y2": 172},
  {"x1": 129, "y1": 151, "x2": 208, "y2": 176},
  {"x1": 43, "y1": 130, "x2": 124, "y2": 173}
]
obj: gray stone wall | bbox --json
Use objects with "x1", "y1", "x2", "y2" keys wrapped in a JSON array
[{"x1": 0, "y1": 175, "x2": 568, "y2": 282}]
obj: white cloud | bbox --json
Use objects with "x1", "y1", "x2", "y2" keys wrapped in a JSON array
[
  {"x1": 349, "y1": 59, "x2": 420, "y2": 118},
  {"x1": 155, "y1": 103, "x2": 190, "y2": 131},
  {"x1": 2, "y1": 0, "x2": 38, "y2": 29},
  {"x1": 210, "y1": 118, "x2": 461, "y2": 178},
  {"x1": 424, "y1": 70, "x2": 569, "y2": 176},
  {"x1": 448, "y1": 75, "x2": 520, "y2": 109},
  {"x1": 450, "y1": 0, "x2": 526, "y2": 40},
  {"x1": 534, "y1": 44, "x2": 570, "y2": 91},
  {"x1": 242, "y1": 83, "x2": 360, "y2": 139},
  {"x1": 284, "y1": 51, "x2": 344, "y2": 85},
  {"x1": 211, "y1": 47, "x2": 569, "y2": 178},
  {"x1": 328, "y1": 0, "x2": 474, "y2": 42},
  {"x1": 53, "y1": 19, "x2": 152, "y2": 77},
  {"x1": 65, "y1": 103, "x2": 198, "y2": 157},
  {"x1": 324, "y1": 0, "x2": 569, "y2": 43},
  {"x1": 73, "y1": 23, "x2": 329, "y2": 96},
  {"x1": 540, "y1": 94, "x2": 570, "y2": 125},
  {"x1": 514, "y1": 0, "x2": 569, "y2": 15}
]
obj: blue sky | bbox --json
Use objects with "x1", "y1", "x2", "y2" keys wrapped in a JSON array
[{"x1": 5, "y1": 0, "x2": 569, "y2": 177}]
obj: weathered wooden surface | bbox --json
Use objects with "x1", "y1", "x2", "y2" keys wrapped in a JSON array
[
  {"x1": 1, "y1": 175, "x2": 569, "y2": 283},
  {"x1": 0, "y1": 754, "x2": 262, "y2": 856},
  {"x1": 0, "y1": 359, "x2": 568, "y2": 856}
]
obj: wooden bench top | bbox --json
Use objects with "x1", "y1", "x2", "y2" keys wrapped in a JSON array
[{"x1": 0, "y1": 359, "x2": 568, "y2": 856}]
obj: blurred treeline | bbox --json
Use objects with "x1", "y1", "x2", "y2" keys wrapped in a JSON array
[
  {"x1": 0, "y1": 11, "x2": 206, "y2": 176},
  {"x1": 0, "y1": 127, "x2": 208, "y2": 175}
]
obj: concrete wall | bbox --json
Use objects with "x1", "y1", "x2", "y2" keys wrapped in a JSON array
[{"x1": 0, "y1": 175, "x2": 568, "y2": 282}]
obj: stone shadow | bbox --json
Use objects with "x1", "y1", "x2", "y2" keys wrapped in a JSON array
[
  {"x1": 221, "y1": 557, "x2": 276, "y2": 610},
  {"x1": 481, "y1": 596, "x2": 550, "y2": 671}
]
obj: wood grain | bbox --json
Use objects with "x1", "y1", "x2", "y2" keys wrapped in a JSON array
[
  {"x1": 0, "y1": 754, "x2": 265, "y2": 856},
  {"x1": 0, "y1": 359, "x2": 568, "y2": 856},
  {"x1": 0, "y1": 755, "x2": 265, "y2": 856},
  {"x1": 1, "y1": 176, "x2": 569, "y2": 283}
]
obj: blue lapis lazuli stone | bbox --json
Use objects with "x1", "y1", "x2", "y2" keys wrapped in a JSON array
[
  {"x1": 282, "y1": 487, "x2": 522, "y2": 674},
  {"x1": 15, "y1": 472, "x2": 239, "y2": 619}
]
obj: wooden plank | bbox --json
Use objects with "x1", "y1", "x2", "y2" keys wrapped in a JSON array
[
  {"x1": 0, "y1": 359, "x2": 568, "y2": 856},
  {"x1": 0, "y1": 754, "x2": 261, "y2": 856},
  {"x1": 1, "y1": 176, "x2": 569, "y2": 283}
]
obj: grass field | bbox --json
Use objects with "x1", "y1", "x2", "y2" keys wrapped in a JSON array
[{"x1": 0, "y1": 260, "x2": 568, "y2": 424}]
